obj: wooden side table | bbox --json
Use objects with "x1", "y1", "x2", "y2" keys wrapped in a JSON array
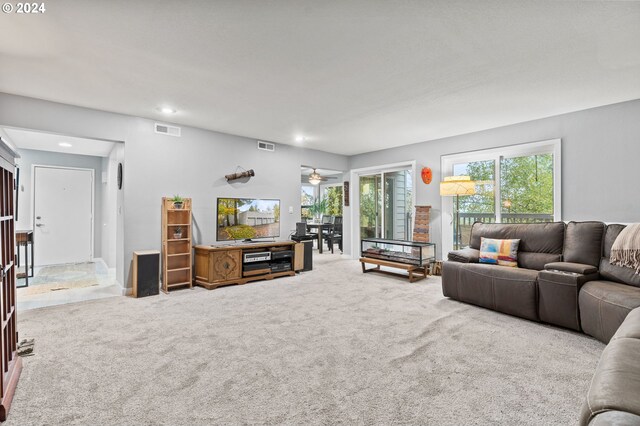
[{"x1": 16, "y1": 229, "x2": 34, "y2": 288}]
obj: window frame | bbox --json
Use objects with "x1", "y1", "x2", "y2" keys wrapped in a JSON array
[{"x1": 440, "y1": 139, "x2": 561, "y2": 254}]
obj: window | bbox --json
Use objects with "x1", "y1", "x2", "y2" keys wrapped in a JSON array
[
  {"x1": 500, "y1": 153, "x2": 554, "y2": 222},
  {"x1": 321, "y1": 184, "x2": 343, "y2": 216},
  {"x1": 301, "y1": 184, "x2": 315, "y2": 220},
  {"x1": 441, "y1": 139, "x2": 561, "y2": 253}
]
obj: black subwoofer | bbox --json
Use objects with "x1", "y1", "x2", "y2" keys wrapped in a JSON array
[{"x1": 133, "y1": 250, "x2": 160, "y2": 297}]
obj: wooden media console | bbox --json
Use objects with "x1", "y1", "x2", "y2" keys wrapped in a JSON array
[{"x1": 193, "y1": 241, "x2": 297, "y2": 289}]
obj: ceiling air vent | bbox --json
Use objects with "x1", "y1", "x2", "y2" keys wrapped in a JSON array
[
  {"x1": 257, "y1": 141, "x2": 275, "y2": 152},
  {"x1": 155, "y1": 123, "x2": 181, "y2": 137}
]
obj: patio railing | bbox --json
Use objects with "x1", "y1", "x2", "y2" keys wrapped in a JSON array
[
  {"x1": 456, "y1": 213, "x2": 554, "y2": 247},
  {"x1": 459, "y1": 213, "x2": 554, "y2": 226}
]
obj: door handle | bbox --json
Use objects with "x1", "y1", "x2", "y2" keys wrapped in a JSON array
[{"x1": 36, "y1": 223, "x2": 44, "y2": 227}]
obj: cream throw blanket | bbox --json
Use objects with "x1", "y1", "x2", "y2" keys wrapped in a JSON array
[{"x1": 610, "y1": 223, "x2": 640, "y2": 274}]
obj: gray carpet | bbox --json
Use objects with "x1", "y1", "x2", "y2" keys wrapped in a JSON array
[{"x1": 8, "y1": 254, "x2": 604, "y2": 425}]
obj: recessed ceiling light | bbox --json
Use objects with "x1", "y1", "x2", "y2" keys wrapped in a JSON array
[
  {"x1": 58, "y1": 142, "x2": 72, "y2": 147},
  {"x1": 159, "y1": 106, "x2": 176, "y2": 114},
  {"x1": 295, "y1": 135, "x2": 305, "y2": 143}
]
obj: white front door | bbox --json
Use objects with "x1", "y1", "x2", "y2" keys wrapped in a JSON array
[{"x1": 33, "y1": 166, "x2": 93, "y2": 266}]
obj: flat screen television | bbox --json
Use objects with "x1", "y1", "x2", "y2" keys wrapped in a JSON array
[{"x1": 216, "y1": 197, "x2": 280, "y2": 242}]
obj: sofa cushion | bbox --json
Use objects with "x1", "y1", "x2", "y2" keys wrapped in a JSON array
[
  {"x1": 469, "y1": 222, "x2": 565, "y2": 254},
  {"x1": 564, "y1": 221, "x2": 605, "y2": 267},
  {"x1": 518, "y1": 252, "x2": 563, "y2": 271},
  {"x1": 442, "y1": 261, "x2": 539, "y2": 321},
  {"x1": 479, "y1": 237, "x2": 519, "y2": 267},
  {"x1": 579, "y1": 281, "x2": 640, "y2": 343},
  {"x1": 468, "y1": 222, "x2": 564, "y2": 270},
  {"x1": 600, "y1": 224, "x2": 640, "y2": 288}
]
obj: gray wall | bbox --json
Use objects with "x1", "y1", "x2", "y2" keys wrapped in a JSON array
[
  {"x1": 101, "y1": 143, "x2": 125, "y2": 269},
  {"x1": 4, "y1": 91, "x2": 638, "y2": 276},
  {"x1": 349, "y1": 99, "x2": 640, "y2": 257},
  {"x1": 0, "y1": 93, "x2": 348, "y2": 290},
  {"x1": 15, "y1": 148, "x2": 104, "y2": 259}
]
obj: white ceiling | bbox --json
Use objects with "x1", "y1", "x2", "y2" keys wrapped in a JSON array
[
  {"x1": 1, "y1": 1, "x2": 639, "y2": 155},
  {"x1": 2, "y1": 128, "x2": 116, "y2": 157}
]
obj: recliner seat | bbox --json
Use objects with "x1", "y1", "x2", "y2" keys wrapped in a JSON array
[{"x1": 442, "y1": 221, "x2": 565, "y2": 321}]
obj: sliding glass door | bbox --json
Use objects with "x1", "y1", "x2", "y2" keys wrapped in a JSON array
[
  {"x1": 359, "y1": 169, "x2": 412, "y2": 240},
  {"x1": 359, "y1": 174, "x2": 381, "y2": 238}
]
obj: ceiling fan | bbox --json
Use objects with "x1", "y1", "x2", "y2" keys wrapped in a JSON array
[{"x1": 301, "y1": 165, "x2": 338, "y2": 185}]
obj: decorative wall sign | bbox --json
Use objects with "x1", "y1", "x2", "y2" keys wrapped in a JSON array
[
  {"x1": 421, "y1": 167, "x2": 432, "y2": 184},
  {"x1": 344, "y1": 181, "x2": 350, "y2": 206}
]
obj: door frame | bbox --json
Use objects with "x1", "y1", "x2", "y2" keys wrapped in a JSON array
[
  {"x1": 349, "y1": 160, "x2": 417, "y2": 258},
  {"x1": 31, "y1": 164, "x2": 95, "y2": 263}
]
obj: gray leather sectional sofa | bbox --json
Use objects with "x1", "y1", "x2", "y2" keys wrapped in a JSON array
[{"x1": 442, "y1": 221, "x2": 640, "y2": 425}]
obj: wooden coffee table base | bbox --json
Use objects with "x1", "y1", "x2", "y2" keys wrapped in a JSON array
[{"x1": 359, "y1": 257, "x2": 428, "y2": 283}]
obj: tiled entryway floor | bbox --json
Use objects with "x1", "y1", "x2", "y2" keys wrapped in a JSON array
[{"x1": 16, "y1": 260, "x2": 122, "y2": 310}]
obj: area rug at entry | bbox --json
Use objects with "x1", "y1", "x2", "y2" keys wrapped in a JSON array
[
  {"x1": 19, "y1": 263, "x2": 101, "y2": 295},
  {"x1": 8, "y1": 254, "x2": 604, "y2": 425},
  {"x1": 20, "y1": 280, "x2": 99, "y2": 295}
]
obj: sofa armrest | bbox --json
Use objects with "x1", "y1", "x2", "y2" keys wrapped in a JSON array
[
  {"x1": 544, "y1": 262, "x2": 598, "y2": 275},
  {"x1": 447, "y1": 248, "x2": 479, "y2": 263}
]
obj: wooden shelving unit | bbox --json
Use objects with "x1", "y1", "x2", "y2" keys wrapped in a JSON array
[
  {"x1": 161, "y1": 197, "x2": 193, "y2": 293},
  {"x1": 0, "y1": 144, "x2": 21, "y2": 421}
]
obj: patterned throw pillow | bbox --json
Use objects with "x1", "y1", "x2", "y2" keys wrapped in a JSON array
[{"x1": 479, "y1": 237, "x2": 520, "y2": 267}]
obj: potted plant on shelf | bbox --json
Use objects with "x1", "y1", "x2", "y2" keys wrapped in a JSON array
[
  {"x1": 171, "y1": 195, "x2": 184, "y2": 209},
  {"x1": 173, "y1": 227, "x2": 183, "y2": 239},
  {"x1": 308, "y1": 196, "x2": 328, "y2": 222}
]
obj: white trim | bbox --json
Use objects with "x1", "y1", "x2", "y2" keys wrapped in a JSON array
[
  {"x1": 440, "y1": 138, "x2": 561, "y2": 254},
  {"x1": 32, "y1": 164, "x2": 95, "y2": 263},
  {"x1": 349, "y1": 160, "x2": 417, "y2": 257}
]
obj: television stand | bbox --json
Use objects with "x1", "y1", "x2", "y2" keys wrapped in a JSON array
[{"x1": 194, "y1": 241, "x2": 296, "y2": 289}]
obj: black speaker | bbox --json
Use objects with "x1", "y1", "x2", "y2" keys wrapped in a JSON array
[
  {"x1": 296, "y1": 222, "x2": 307, "y2": 237},
  {"x1": 133, "y1": 250, "x2": 160, "y2": 297},
  {"x1": 301, "y1": 240, "x2": 313, "y2": 271}
]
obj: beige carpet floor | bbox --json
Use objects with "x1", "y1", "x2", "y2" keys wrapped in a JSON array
[{"x1": 8, "y1": 254, "x2": 604, "y2": 425}]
